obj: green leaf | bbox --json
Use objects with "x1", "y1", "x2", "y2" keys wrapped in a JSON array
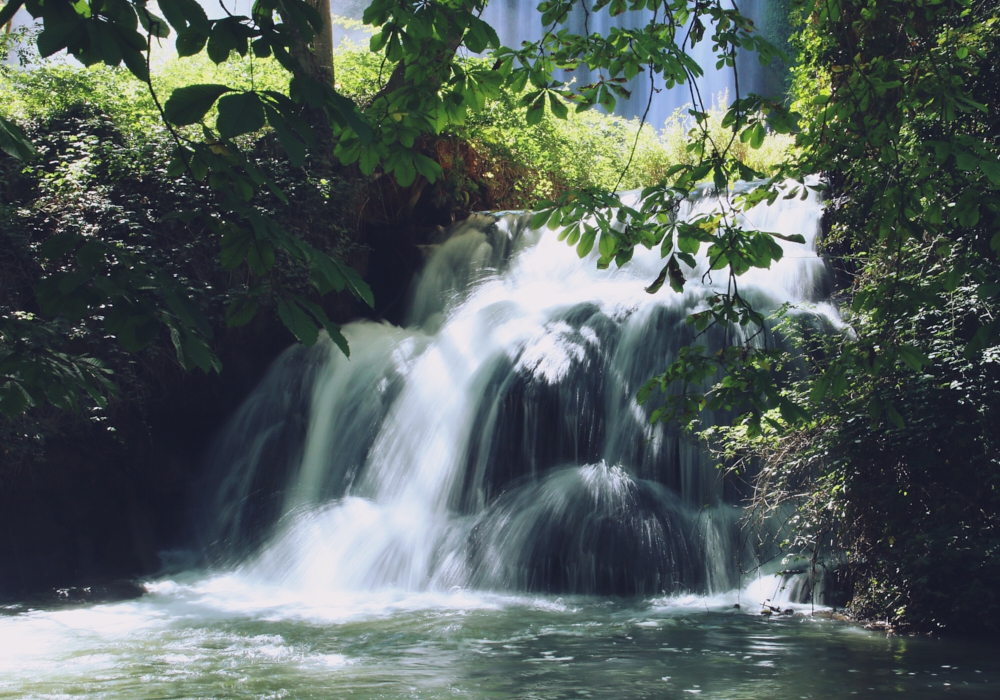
[
  {"x1": 40, "y1": 233, "x2": 81, "y2": 260},
  {"x1": 105, "y1": 303, "x2": 159, "y2": 353},
  {"x1": 277, "y1": 297, "x2": 320, "y2": 346},
  {"x1": 246, "y1": 238, "x2": 276, "y2": 275},
  {"x1": 216, "y1": 91, "x2": 266, "y2": 139},
  {"x1": 119, "y1": 43, "x2": 150, "y2": 83},
  {"x1": 979, "y1": 159, "x2": 1000, "y2": 187},
  {"x1": 0, "y1": 115, "x2": 36, "y2": 160},
  {"x1": 647, "y1": 256, "x2": 685, "y2": 294},
  {"x1": 358, "y1": 144, "x2": 380, "y2": 175},
  {"x1": 713, "y1": 165, "x2": 727, "y2": 192},
  {"x1": 577, "y1": 226, "x2": 596, "y2": 257},
  {"x1": 464, "y1": 21, "x2": 488, "y2": 53},
  {"x1": 327, "y1": 90, "x2": 373, "y2": 145},
  {"x1": 548, "y1": 92, "x2": 568, "y2": 119},
  {"x1": 137, "y1": 9, "x2": 170, "y2": 38},
  {"x1": 768, "y1": 231, "x2": 806, "y2": 244},
  {"x1": 175, "y1": 28, "x2": 208, "y2": 56},
  {"x1": 413, "y1": 153, "x2": 442, "y2": 182},
  {"x1": 281, "y1": 0, "x2": 324, "y2": 33},
  {"x1": 0, "y1": 1, "x2": 25, "y2": 29},
  {"x1": 207, "y1": 20, "x2": 239, "y2": 63},
  {"x1": 677, "y1": 231, "x2": 700, "y2": 255},
  {"x1": 290, "y1": 75, "x2": 326, "y2": 109},
  {"x1": 263, "y1": 104, "x2": 307, "y2": 166},
  {"x1": 529, "y1": 209, "x2": 553, "y2": 229},
  {"x1": 0, "y1": 382, "x2": 32, "y2": 417},
  {"x1": 809, "y1": 371, "x2": 830, "y2": 404},
  {"x1": 159, "y1": 0, "x2": 210, "y2": 33},
  {"x1": 164, "y1": 290, "x2": 212, "y2": 339},
  {"x1": 777, "y1": 396, "x2": 809, "y2": 424},
  {"x1": 958, "y1": 202, "x2": 981, "y2": 228},
  {"x1": 896, "y1": 345, "x2": 930, "y2": 371},
  {"x1": 393, "y1": 157, "x2": 417, "y2": 187},
  {"x1": 220, "y1": 226, "x2": 252, "y2": 269},
  {"x1": 977, "y1": 282, "x2": 1000, "y2": 300},
  {"x1": 75, "y1": 240, "x2": 105, "y2": 272},
  {"x1": 885, "y1": 402, "x2": 905, "y2": 429},
  {"x1": 332, "y1": 258, "x2": 374, "y2": 307},
  {"x1": 598, "y1": 232, "x2": 617, "y2": 259},
  {"x1": 37, "y1": 19, "x2": 85, "y2": 58},
  {"x1": 181, "y1": 333, "x2": 221, "y2": 372},
  {"x1": 526, "y1": 94, "x2": 546, "y2": 126},
  {"x1": 225, "y1": 295, "x2": 259, "y2": 327},
  {"x1": 666, "y1": 255, "x2": 685, "y2": 293},
  {"x1": 164, "y1": 84, "x2": 232, "y2": 126},
  {"x1": 294, "y1": 296, "x2": 350, "y2": 357}
]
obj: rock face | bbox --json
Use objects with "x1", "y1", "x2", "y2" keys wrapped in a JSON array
[{"x1": 0, "y1": 319, "x2": 299, "y2": 599}]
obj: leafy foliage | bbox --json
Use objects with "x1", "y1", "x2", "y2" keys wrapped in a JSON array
[
  {"x1": 710, "y1": 0, "x2": 1000, "y2": 634},
  {"x1": 1, "y1": 0, "x2": 797, "y2": 421},
  {"x1": 0, "y1": 2, "x2": 384, "y2": 415},
  {"x1": 0, "y1": 82, "x2": 360, "y2": 419}
]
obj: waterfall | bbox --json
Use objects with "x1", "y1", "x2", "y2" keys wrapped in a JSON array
[
  {"x1": 199, "y1": 185, "x2": 840, "y2": 599},
  {"x1": 480, "y1": 0, "x2": 788, "y2": 128},
  {"x1": 323, "y1": 0, "x2": 793, "y2": 126}
]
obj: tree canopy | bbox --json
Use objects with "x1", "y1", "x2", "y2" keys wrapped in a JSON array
[{"x1": 0, "y1": 0, "x2": 998, "y2": 433}]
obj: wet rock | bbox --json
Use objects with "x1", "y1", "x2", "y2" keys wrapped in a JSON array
[
  {"x1": 48, "y1": 580, "x2": 146, "y2": 605},
  {"x1": 812, "y1": 610, "x2": 849, "y2": 621}
]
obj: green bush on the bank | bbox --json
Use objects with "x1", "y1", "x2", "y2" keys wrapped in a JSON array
[
  {"x1": 1, "y1": 31, "x2": 795, "y2": 208},
  {"x1": 0, "y1": 60, "x2": 357, "y2": 468},
  {"x1": 711, "y1": 2, "x2": 1000, "y2": 636}
]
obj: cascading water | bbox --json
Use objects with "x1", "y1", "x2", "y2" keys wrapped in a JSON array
[
  {"x1": 479, "y1": 0, "x2": 787, "y2": 127},
  {"x1": 199, "y1": 184, "x2": 840, "y2": 601}
]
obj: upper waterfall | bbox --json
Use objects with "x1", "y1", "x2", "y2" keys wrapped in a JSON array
[{"x1": 480, "y1": 0, "x2": 789, "y2": 128}]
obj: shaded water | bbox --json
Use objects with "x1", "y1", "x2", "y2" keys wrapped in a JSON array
[{"x1": 2, "y1": 585, "x2": 998, "y2": 698}]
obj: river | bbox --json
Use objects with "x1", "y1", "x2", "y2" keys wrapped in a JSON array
[{"x1": 2, "y1": 580, "x2": 998, "y2": 698}]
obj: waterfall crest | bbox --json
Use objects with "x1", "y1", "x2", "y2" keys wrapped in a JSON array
[{"x1": 201, "y1": 186, "x2": 839, "y2": 598}]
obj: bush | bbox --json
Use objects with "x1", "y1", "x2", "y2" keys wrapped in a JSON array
[
  {"x1": 715, "y1": 2, "x2": 1000, "y2": 635},
  {"x1": 0, "y1": 57, "x2": 358, "y2": 470},
  {"x1": 736, "y1": 287, "x2": 1000, "y2": 635}
]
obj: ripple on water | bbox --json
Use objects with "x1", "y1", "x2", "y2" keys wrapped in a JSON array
[{"x1": 1, "y1": 584, "x2": 999, "y2": 699}]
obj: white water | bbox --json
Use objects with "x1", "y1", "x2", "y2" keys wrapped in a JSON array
[
  {"x1": 198, "y1": 183, "x2": 838, "y2": 603},
  {"x1": 481, "y1": 0, "x2": 783, "y2": 127}
]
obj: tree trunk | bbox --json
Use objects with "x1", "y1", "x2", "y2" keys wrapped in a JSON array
[
  {"x1": 282, "y1": 0, "x2": 334, "y2": 86},
  {"x1": 280, "y1": 0, "x2": 336, "y2": 160}
]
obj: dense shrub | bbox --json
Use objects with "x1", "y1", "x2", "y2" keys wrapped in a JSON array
[
  {"x1": 0, "y1": 72, "x2": 358, "y2": 474},
  {"x1": 729, "y1": 286, "x2": 1000, "y2": 634},
  {"x1": 714, "y1": 2, "x2": 1000, "y2": 636}
]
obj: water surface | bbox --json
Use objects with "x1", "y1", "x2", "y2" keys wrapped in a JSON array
[{"x1": 2, "y1": 579, "x2": 996, "y2": 699}]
